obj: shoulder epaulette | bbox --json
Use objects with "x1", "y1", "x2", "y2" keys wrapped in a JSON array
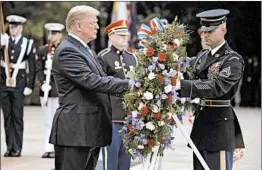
[{"x1": 97, "y1": 48, "x2": 111, "y2": 57}]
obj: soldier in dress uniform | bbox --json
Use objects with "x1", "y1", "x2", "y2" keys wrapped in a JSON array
[
  {"x1": 177, "y1": 9, "x2": 245, "y2": 170},
  {"x1": 0, "y1": 15, "x2": 36, "y2": 157},
  {"x1": 97, "y1": 19, "x2": 137, "y2": 170},
  {"x1": 36, "y1": 23, "x2": 64, "y2": 158}
]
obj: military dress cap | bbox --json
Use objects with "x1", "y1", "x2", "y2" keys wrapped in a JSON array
[
  {"x1": 6, "y1": 15, "x2": 27, "y2": 25},
  {"x1": 44, "y1": 23, "x2": 65, "y2": 32},
  {"x1": 196, "y1": 9, "x2": 230, "y2": 32},
  {"x1": 104, "y1": 19, "x2": 129, "y2": 36}
]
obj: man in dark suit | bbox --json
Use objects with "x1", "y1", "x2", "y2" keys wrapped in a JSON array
[
  {"x1": 97, "y1": 19, "x2": 137, "y2": 170},
  {"x1": 177, "y1": 9, "x2": 245, "y2": 170},
  {"x1": 0, "y1": 15, "x2": 36, "y2": 157},
  {"x1": 36, "y1": 23, "x2": 65, "y2": 158},
  {"x1": 49, "y1": 5, "x2": 130, "y2": 170}
]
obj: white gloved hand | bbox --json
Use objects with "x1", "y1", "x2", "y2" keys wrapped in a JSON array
[
  {"x1": 45, "y1": 59, "x2": 53, "y2": 69},
  {"x1": 23, "y1": 87, "x2": 32, "y2": 96},
  {"x1": 1, "y1": 33, "x2": 9, "y2": 46},
  {"x1": 41, "y1": 83, "x2": 51, "y2": 92},
  {"x1": 191, "y1": 98, "x2": 200, "y2": 104}
]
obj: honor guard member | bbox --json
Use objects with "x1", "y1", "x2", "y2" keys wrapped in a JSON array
[
  {"x1": 97, "y1": 19, "x2": 137, "y2": 170},
  {"x1": 0, "y1": 15, "x2": 36, "y2": 157},
  {"x1": 36, "y1": 23, "x2": 64, "y2": 158},
  {"x1": 177, "y1": 9, "x2": 245, "y2": 170}
]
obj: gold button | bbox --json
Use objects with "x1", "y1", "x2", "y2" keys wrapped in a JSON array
[
  {"x1": 11, "y1": 50, "x2": 15, "y2": 53},
  {"x1": 11, "y1": 56, "x2": 14, "y2": 59},
  {"x1": 225, "y1": 117, "x2": 227, "y2": 121}
]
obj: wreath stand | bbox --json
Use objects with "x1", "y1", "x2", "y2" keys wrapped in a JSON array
[{"x1": 143, "y1": 116, "x2": 210, "y2": 170}]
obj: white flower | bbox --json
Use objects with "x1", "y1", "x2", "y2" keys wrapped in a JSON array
[
  {"x1": 167, "y1": 112, "x2": 173, "y2": 117},
  {"x1": 148, "y1": 72, "x2": 156, "y2": 80},
  {"x1": 173, "y1": 53, "x2": 179, "y2": 61},
  {"x1": 164, "y1": 84, "x2": 173, "y2": 93},
  {"x1": 159, "y1": 63, "x2": 165, "y2": 70},
  {"x1": 138, "y1": 102, "x2": 145, "y2": 110},
  {"x1": 158, "y1": 121, "x2": 165, "y2": 126},
  {"x1": 161, "y1": 94, "x2": 167, "y2": 99},
  {"x1": 174, "y1": 38, "x2": 181, "y2": 47},
  {"x1": 162, "y1": 44, "x2": 168, "y2": 51},
  {"x1": 145, "y1": 122, "x2": 155, "y2": 131},
  {"x1": 137, "y1": 145, "x2": 144, "y2": 149},
  {"x1": 132, "y1": 111, "x2": 139, "y2": 118},
  {"x1": 152, "y1": 105, "x2": 159, "y2": 113},
  {"x1": 143, "y1": 91, "x2": 154, "y2": 100},
  {"x1": 180, "y1": 97, "x2": 186, "y2": 104},
  {"x1": 181, "y1": 105, "x2": 185, "y2": 112}
]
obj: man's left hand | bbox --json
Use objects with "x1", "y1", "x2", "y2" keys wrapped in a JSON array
[{"x1": 23, "y1": 87, "x2": 32, "y2": 96}]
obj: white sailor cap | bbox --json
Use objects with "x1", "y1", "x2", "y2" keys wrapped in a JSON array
[
  {"x1": 6, "y1": 15, "x2": 27, "y2": 25},
  {"x1": 44, "y1": 23, "x2": 65, "y2": 32}
]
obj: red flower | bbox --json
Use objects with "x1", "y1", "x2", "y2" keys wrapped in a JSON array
[
  {"x1": 157, "y1": 52, "x2": 167, "y2": 62},
  {"x1": 170, "y1": 76, "x2": 176, "y2": 86},
  {"x1": 156, "y1": 74, "x2": 164, "y2": 84},
  {"x1": 148, "y1": 139, "x2": 156, "y2": 147},
  {"x1": 161, "y1": 137, "x2": 167, "y2": 144},
  {"x1": 146, "y1": 47, "x2": 155, "y2": 57},
  {"x1": 154, "y1": 112, "x2": 162, "y2": 119},
  {"x1": 140, "y1": 106, "x2": 149, "y2": 116}
]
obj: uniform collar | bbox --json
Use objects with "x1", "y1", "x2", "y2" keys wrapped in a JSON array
[
  {"x1": 110, "y1": 45, "x2": 123, "y2": 55},
  {"x1": 211, "y1": 40, "x2": 225, "y2": 56},
  {"x1": 11, "y1": 34, "x2": 22, "y2": 44}
]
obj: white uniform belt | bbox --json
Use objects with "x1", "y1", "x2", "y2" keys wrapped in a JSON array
[{"x1": 1, "y1": 60, "x2": 26, "y2": 69}]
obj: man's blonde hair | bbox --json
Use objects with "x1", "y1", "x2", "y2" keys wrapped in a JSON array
[{"x1": 66, "y1": 5, "x2": 100, "y2": 32}]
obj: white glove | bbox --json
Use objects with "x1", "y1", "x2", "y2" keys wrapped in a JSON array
[
  {"x1": 191, "y1": 98, "x2": 200, "y2": 104},
  {"x1": 1, "y1": 33, "x2": 9, "y2": 46},
  {"x1": 23, "y1": 87, "x2": 32, "y2": 96},
  {"x1": 45, "y1": 59, "x2": 53, "y2": 69},
  {"x1": 41, "y1": 83, "x2": 51, "y2": 92}
]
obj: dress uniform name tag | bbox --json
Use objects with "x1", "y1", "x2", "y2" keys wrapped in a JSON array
[
  {"x1": 114, "y1": 61, "x2": 122, "y2": 69},
  {"x1": 219, "y1": 66, "x2": 231, "y2": 78}
]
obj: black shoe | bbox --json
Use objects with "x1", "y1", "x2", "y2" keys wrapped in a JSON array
[
  {"x1": 42, "y1": 152, "x2": 55, "y2": 158},
  {"x1": 3, "y1": 150, "x2": 12, "y2": 157},
  {"x1": 11, "y1": 150, "x2": 21, "y2": 157},
  {"x1": 49, "y1": 152, "x2": 55, "y2": 158}
]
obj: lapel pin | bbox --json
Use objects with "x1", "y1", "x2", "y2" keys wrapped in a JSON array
[{"x1": 215, "y1": 54, "x2": 219, "y2": 58}]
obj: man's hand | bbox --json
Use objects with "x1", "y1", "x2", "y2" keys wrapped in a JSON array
[
  {"x1": 41, "y1": 83, "x2": 51, "y2": 92},
  {"x1": 233, "y1": 148, "x2": 245, "y2": 162},
  {"x1": 1, "y1": 33, "x2": 9, "y2": 46},
  {"x1": 23, "y1": 87, "x2": 32, "y2": 96}
]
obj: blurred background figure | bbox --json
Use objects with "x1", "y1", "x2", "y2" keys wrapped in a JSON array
[
  {"x1": 0, "y1": 14, "x2": 36, "y2": 157},
  {"x1": 35, "y1": 23, "x2": 64, "y2": 158}
]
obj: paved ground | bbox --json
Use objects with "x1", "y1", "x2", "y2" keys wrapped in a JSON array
[{"x1": 1, "y1": 106, "x2": 261, "y2": 170}]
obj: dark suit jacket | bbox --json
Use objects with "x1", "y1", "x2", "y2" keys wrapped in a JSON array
[
  {"x1": 180, "y1": 42, "x2": 245, "y2": 151},
  {"x1": 49, "y1": 35, "x2": 129, "y2": 147}
]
